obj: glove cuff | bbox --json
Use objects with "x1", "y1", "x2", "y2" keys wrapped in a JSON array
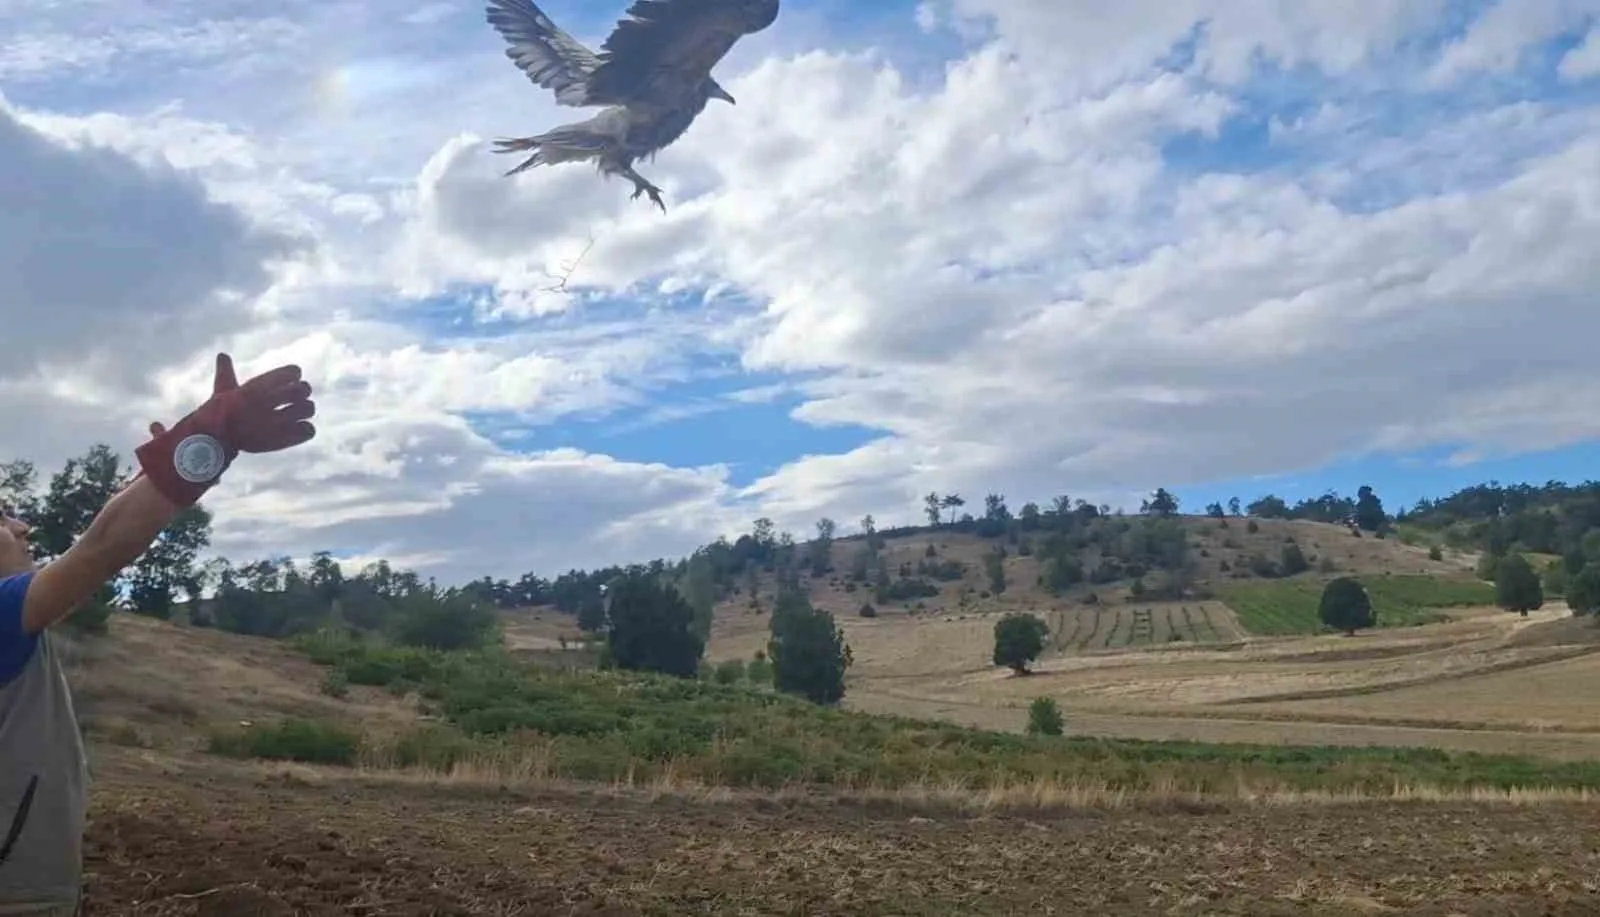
[{"x1": 135, "y1": 415, "x2": 237, "y2": 508}]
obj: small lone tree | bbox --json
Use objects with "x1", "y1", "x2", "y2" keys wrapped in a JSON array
[
  {"x1": 992, "y1": 612, "x2": 1049, "y2": 675},
  {"x1": 1319, "y1": 577, "x2": 1375, "y2": 636},
  {"x1": 1494, "y1": 553, "x2": 1544, "y2": 617},
  {"x1": 1354, "y1": 484, "x2": 1386, "y2": 533},
  {"x1": 606, "y1": 573, "x2": 704, "y2": 678},
  {"x1": 1566, "y1": 566, "x2": 1600, "y2": 617},
  {"x1": 767, "y1": 587, "x2": 853, "y2": 704},
  {"x1": 1026, "y1": 696, "x2": 1063, "y2": 736}
]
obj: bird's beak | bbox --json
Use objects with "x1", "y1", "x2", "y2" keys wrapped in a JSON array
[{"x1": 712, "y1": 86, "x2": 736, "y2": 105}]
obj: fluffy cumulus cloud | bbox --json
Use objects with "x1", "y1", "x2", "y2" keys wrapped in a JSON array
[{"x1": 7, "y1": 0, "x2": 1600, "y2": 582}]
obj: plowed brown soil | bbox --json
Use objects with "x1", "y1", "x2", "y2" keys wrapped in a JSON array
[{"x1": 79, "y1": 757, "x2": 1600, "y2": 916}]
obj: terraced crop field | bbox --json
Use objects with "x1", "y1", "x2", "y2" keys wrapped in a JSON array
[{"x1": 1047, "y1": 601, "x2": 1240, "y2": 650}]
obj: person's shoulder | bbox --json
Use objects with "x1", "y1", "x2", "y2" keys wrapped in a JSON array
[{"x1": 0, "y1": 571, "x2": 40, "y2": 685}]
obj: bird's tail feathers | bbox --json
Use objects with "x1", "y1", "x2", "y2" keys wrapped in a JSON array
[{"x1": 491, "y1": 127, "x2": 609, "y2": 176}]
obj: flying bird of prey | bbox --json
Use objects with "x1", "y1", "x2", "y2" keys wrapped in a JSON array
[{"x1": 484, "y1": 0, "x2": 780, "y2": 212}]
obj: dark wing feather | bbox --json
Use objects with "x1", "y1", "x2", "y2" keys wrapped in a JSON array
[
  {"x1": 586, "y1": 0, "x2": 775, "y2": 104},
  {"x1": 485, "y1": 0, "x2": 602, "y2": 107}
]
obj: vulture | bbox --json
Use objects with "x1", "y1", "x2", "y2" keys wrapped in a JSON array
[{"x1": 484, "y1": 0, "x2": 780, "y2": 211}]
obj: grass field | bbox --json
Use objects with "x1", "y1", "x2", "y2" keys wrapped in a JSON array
[{"x1": 1217, "y1": 574, "x2": 1496, "y2": 635}]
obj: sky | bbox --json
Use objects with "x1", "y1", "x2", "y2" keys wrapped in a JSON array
[{"x1": 2, "y1": 0, "x2": 1600, "y2": 583}]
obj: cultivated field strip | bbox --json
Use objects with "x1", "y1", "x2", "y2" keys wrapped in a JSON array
[{"x1": 1051, "y1": 602, "x2": 1238, "y2": 652}]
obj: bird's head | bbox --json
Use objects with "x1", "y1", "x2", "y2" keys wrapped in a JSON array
[{"x1": 707, "y1": 79, "x2": 736, "y2": 105}]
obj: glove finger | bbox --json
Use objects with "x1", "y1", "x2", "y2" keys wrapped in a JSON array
[
  {"x1": 238, "y1": 412, "x2": 318, "y2": 452},
  {"x1": 271, "y1": 420, "x2": 316, "y2": 449},
  {"x1": 272, "y1": 399, "x2": 317, "y2": 423},
  {"x1": 239, "y1": 364, "x2": 304, "y2": 396},
  {"x1": 213, "y1": 353, "x2": 239, "y2": 394},
  {"x1": 255, "y1": 380, "x2": 313, "y2": 409}
]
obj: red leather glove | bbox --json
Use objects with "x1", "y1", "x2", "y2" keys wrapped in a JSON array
[{"x1": 135, "y1": 353, "x2": 317, "y2": 507}]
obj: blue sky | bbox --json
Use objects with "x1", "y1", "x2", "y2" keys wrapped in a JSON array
[{"x1": 8, "y1": 0, "x2": 1600, "y2": 578}]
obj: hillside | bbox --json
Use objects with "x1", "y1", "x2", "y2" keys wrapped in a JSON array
[{"x1": 706, "y1": 514, "x2": 1480, "y2": 643}]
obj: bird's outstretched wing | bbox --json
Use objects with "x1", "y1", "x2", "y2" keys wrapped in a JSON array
[
  {"x1": 485, "y1": 0, "x2": 602, "y2": 107},
  {"x1": 586, "y1": 0, "x2": 778, "y2": 104}
]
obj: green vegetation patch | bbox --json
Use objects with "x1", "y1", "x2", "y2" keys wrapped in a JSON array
[
  {"x1": 1219, "y1": 575, "x2": 1495, "y2": 636},
  {"x1": 208, "y1": 628, "x2": 1600, "y2": 797}
]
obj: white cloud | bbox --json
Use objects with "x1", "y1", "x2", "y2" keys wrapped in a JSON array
[
  {"x1": 0, "y1": 92, "x2": 300, "y2": 453},
  {"x1": 1561, "y1": 25, "x2": 1600, "y2": 80},
  {"x1": 1427, "y1": 0, "x2": 1600, "y2": 86},
  {"x1": 8, "y1": 0, "x2": 1600, "y2": 584}
]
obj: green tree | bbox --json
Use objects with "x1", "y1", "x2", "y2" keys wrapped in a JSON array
[
  {"x1": 1247, "y1": 494, "x2": 1290, "y2": 518},
  {"x1": 1141, "y1": 488, "x2": 1179, "y2": 517},
  {"x1": 677, "y1": 551, "x2": 718, "y2": 641},
  {"x1": 1494, "y1": 553, "x2": 1544, "y2": 617},
  {"x1": 859, "y1": 514, "x2": 880, "y2": 551},
  {"x1": 1354, "y1": 485, "x2": 1386, "y2": 532},
  {"x1": 810, "y1": 517, "x2": 836, "y2": 575},
  {"x1": 1318, "y1": 577, "x2": 1375, "y2": 635},
  {"x1": 940, "y1": 493, "x2": 965, "y2": 525},
  {"x1": 31, "y1": 444, "x2": 129, "y2": 559},
  {"x1": 392, "y1": 588, "x2": 502, "y2": 650},
  {"x1": 1279, "y1": 542, "x2": 1309, "y2": 575},
  {"x1": 766, "y1": 587, "x2": 852, "y2": 704},
  {"x1": 126, "y1": 503, "x2": 212, "y2": 619},
  {"x1": 1227, "y1": 496, "x2": 1242, "y2": 516},
  {"x1": 1565, "y1": 565, "x2": 1600, "y2": 616},
  {"x1": 1025, "y1": 696, "x2": 1063, "y2": 736},
  {"x1": 1042, "y1": 555, "x2": 1083, "y2": 594},
  {"x1": 605, "y1": 573, "x2": 704, "y2": 677},
  {"x1": 923, "y1": 492, "x2": 942, "y2": 527},
  {"x1": 992, "y1": 612, "x2": 1049, "y2": 675},
  {"x1": 1018, "y1": 502, "x2": 1041, "y2": 531},
  {"x1": 984, "y1": 546, "x2": 1006, "y2": 594},
  {"x1": 1205, "y1": 502, "x2": 1225, "y2": 519}
]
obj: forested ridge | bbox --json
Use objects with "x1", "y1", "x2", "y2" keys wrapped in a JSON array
[{"x1": 7, "y1": 444, "x2": 1599, "y2": 645}]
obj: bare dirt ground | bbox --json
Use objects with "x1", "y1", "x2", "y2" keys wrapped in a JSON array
[{"x1": 79, "y1": 751, "x2": 1600, "y2": 916}]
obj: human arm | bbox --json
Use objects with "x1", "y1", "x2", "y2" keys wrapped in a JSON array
[
  {"x1": 19, "y1": 474, "x2": 180, "y2": 634},
  {"x1": 17, "y1": 353, "x2": 315, "y2": 636}
]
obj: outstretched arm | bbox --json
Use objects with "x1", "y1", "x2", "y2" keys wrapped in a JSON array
[
  {"x1": 18, "y1": 353, "x2": 315, "y2": 636},
  {"x1": 21, "y1": 474, "x2": 180, "y2": 634}
]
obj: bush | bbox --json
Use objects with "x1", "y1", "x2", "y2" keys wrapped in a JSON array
[
  {"x1": 713, "y1": 659, "x2": 745, "y2": 685},
  {"x1": 1428, "y1": 545, "x2": 1444, "y2": 561},
  {"x1": 207, "y1": 718, "x2": 359, "y2": 765},
  {"x1": 858, "y1": 603, "x2": 877, "y2": 618},
  {"x1": 320, "y1": 668, "x2": 350, "y2": 698},
  {"x1": 1246, "y1": 519, "x2": 1260, "y2": 534},
  {"x1": 1026, "y1": 697, "x2": 1064, "y2": 736},
  {"x1": 746, "y1": 655, "x2": 773, "y2": 685}
]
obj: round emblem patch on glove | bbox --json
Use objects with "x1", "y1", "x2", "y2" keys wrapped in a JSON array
[{"x1": 172, "y1": 433, "x2": 227, "y2": 483}]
